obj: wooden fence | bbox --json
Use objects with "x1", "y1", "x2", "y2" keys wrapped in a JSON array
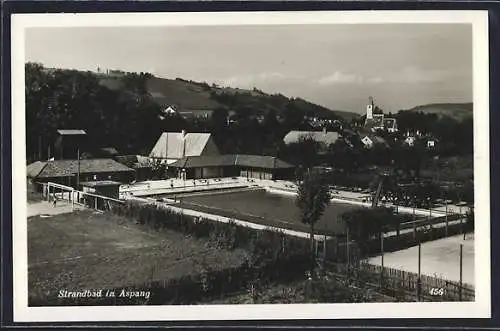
[{"x1": 326, "y1": 261, "x2": 474, "y2": 302}]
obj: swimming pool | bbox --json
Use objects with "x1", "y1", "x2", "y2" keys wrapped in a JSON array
[{"x1": 160, "y1": 189, "x2": 362, "y2": 235}]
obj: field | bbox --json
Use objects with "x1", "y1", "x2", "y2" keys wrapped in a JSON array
[
  {"x1": 166, "y1": 189, "x2": 361, "y2": 235},
  {"x1": 404, "y1": 102, "x2": 472, "y2": 121},
  {"x1": 368, "y1": 234, "x2": 474, "y2": 286},
  {"x1": 28, "y1": 209, "x2": 247, "y2": 304}
]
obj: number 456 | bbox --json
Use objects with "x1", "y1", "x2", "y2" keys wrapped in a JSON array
[{"x1": 429, "y1": 288, "x2": 445, "y2": 296}]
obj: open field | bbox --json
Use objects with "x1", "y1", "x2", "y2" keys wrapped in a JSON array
[
  {"x1": 163, "y1": 189, "x2": 361, "y2": 235},
  {"x1": 368, "y1": 234, "x2": 474, "y2": 286},
  {"x1": 28, "y1": 209, "x2": 247, "y2": 304}
]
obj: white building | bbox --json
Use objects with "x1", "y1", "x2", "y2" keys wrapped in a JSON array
[{"x1": 149, "y1": 130, "x2": 220, "y2": 165}]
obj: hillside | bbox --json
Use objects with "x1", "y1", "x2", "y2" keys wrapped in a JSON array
[
  {"x1": 402, "y1": 103, "x2": 473, "y2": 121},
  {"x1": 99, "y1": 74, "x2": 355, "y2": 120}
]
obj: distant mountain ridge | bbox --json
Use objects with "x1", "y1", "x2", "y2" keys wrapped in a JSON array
[{"x1": 402, "y1": 102, "x2": 473, "y2": 121}]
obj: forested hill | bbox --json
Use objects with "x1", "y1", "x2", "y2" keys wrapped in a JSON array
[
  {"x1": 101, "y1": 75, "x2": 356, "y2": 120},
  {"x1": 25, "y1": 63, "x2": 353, "y2": 161},
  {"x1": 401, "y1": 103, "x2": 473, "y2": 121}
]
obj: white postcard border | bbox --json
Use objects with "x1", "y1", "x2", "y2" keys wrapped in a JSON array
[{"x1": 11, "y1": 10, "x2": 491, "y2": 322}]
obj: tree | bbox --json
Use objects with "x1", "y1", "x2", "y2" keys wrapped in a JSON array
[
  {"x1": 341, "y1": 207, "x2": 397, "y2": 256},
  {"x1": 296, "y1": 172, "x2": 331, "y2": 273},
  {"x1": 279, "y1": 134, "x2": 321, "y2": 177}
]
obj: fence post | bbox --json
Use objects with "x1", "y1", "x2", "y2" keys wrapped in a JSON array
[
  {"x1": 380, "y1": 232, "x2": 384, "y2": 288},
  {"x1": 459, "y1": 244, "x2": 463, "y2": 301},
  {"x1": 445, "y1": 201, "x2": 449, "y2": 236}
]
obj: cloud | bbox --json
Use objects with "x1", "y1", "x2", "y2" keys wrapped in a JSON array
[
  {"x1": 216, "y1": 72, "x2": 303, "y2": 88},
  {"x1": 365, "y1": 66, "x2": 466, "y2": 85},
  {"x1": 367, "y1": 76, "x2": 384, "y2": 84},
  {"x1": 317, "y1": 71, "x2": 364, "y2": 85}
]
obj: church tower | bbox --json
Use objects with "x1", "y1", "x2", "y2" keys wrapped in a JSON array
[{"x1": 366, "y1": 96, "x2": 374, "y2": 119}]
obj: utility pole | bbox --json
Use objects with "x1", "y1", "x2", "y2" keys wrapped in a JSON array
[
  {"x1": 346, "y1": 226, "x2": 350, "y2": 277},
  {"x1": 77, "y1": 148, "x2": 80, "y2": 190},
  {"x1": 38, "y1": 135, "x2": 42, "y2": 160},
  {"x1": 445, "y1": 196, "x2": 449, "y2": 236},
  {"x1": 417, "y1": 242, "x2": 422, "y2": 301}
]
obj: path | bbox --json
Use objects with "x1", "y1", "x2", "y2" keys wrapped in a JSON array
[
  {"x1": 27, "y1": 201, "x2": 85, "y2": 218},
  {"x1": 367, "y1": 234, "x2": 474, "y2": 286}
]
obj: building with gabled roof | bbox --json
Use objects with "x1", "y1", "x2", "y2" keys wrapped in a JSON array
[
  {"x1": 149, "y1": 131, "x2": 220, "y2": 164},
  {"x1": 360, "y1": 134, "x2": 389, "y2": 149},
  {"x1": 27, "y1": 158, "x2": 135, "y2": 190},
  {"x1": 169, "y1": 154, "x2": 295, "y2": 180}
]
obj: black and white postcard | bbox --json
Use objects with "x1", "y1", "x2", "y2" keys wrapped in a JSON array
[{"x1": 11, "y1": 10, "x2": 490, "y2": 322}]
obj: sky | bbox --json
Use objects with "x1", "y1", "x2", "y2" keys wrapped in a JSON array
[{"x1": 25, "y1": 24, "x2": 472, "y2": 113}]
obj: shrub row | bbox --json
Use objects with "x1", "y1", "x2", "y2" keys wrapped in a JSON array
[{"x1": 110, "y1": 201, "x2": 309, "y2": 256}]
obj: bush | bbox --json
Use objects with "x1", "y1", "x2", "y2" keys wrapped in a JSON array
[{"x1": 110, "y1": 201, "x2": 311, "y2": 280}]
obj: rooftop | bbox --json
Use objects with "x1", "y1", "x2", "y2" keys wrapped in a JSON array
[
  {"x1": 27, "y1": 159, "x2": 134, "y2": 179},
  {"x1": 57, "y1": 129, "x2": 87, "y2": 136},
  {"x1": 80, "y1": 180, "x2": 122, "y2": 187},
  {"x1": 149, "y1": 132, "x2": 217, "y2": 159},
  {"x1": 170, "y1": 154, "x2": 294, "y2": 170}
]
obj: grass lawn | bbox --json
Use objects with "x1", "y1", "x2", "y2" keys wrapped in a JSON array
[
  {"x1": 164, "y1": 190, "x2": 361, "y2": 236},
  {"x1": 28, "y1": 210, "x2": 248, "y2": 304}
]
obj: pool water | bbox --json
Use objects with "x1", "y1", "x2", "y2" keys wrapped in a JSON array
[{"x1": 167, "y1": 189, "x2": 362, "y2": 235}]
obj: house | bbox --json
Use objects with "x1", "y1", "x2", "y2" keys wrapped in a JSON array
[
  {"x1": 283, "y1": 128, "x2": 340, "y2": 151},
  {"x1": 54, "y1": 129, "x2": 87, "y2": 160},
  {"x1": 361, "y1": 134, "x2": 388, "y2": 149},
  {"x1": 427, "y1": 137, "x2": 438, "y2": 149},
  {"x1": 404, "y1": 136, "x2": 416, "y2": 147},
  {"x1": 163, "y1": 105, "x2": 177, "y2": 115},
  {"x1": 179, "y1": 110, "x2": 214, "y2": 120},
  {"x1": 27, "y1": 158, "x2": 135, "y2": 191},
  {"x1": 383, "y1": 118, "x2": 398, "y2": 133},
  {"x1": 149, "y1": 131, "x2": 220, "y2": 165},
  {"x1": 363, "y1": 99, "x2": 398, "y2": 133},
  {"x1": 169, "y1": 154, "x2": 295, "y2": 180}
]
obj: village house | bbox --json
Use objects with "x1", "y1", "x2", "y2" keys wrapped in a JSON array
[
  {"x1": 149, "y1": 131, "x2": 220, "y2": 165},
  {"x1": 27, "y1": 158, "x2": 135, "y2": 192},
  {"x1": 169, "y1": 154, "x2": 295, "y2": 180},
  {"x1": 360, "y1": 134, "x2": 389, "y2": 149},
  {"x1": 404, "y1": 135, "x2": 416, "y2": 147}
]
